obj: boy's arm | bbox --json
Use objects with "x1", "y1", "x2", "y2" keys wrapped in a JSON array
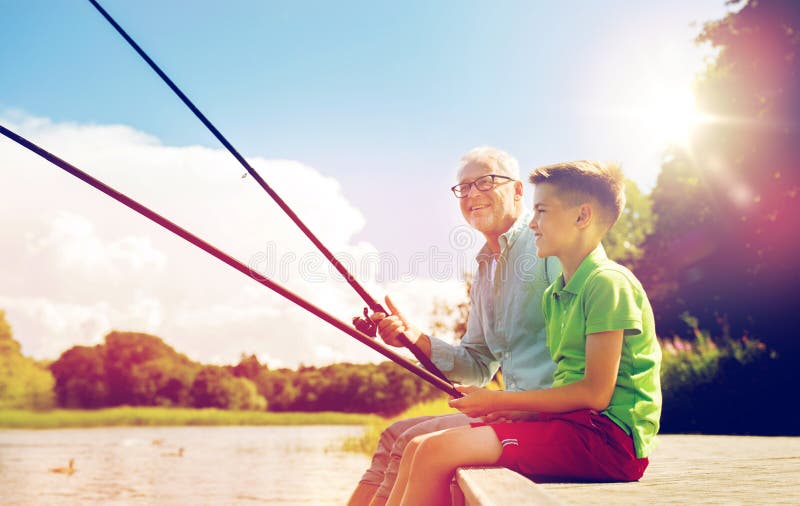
[{"x1": 450, "y1": 329, "x2": 623, "y2": 417}]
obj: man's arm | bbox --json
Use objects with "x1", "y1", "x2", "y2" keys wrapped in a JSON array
[
  {"x1": 371, "y1": 295, "x2": 498, "y2": 386},
  {"x1": 449, "y1": 329, "x2": 623, "y2": 417}
]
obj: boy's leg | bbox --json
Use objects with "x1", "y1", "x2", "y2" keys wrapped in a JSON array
[
  {"x1": 347, "y1": 483, "x2": 379, "y2": 506},
  {"x1": 370, "y1": 412, "x2": 470, "y2": 505},
  {"x1": 347, "y1": 415, "x2": 438, "y2": 506},
  {"x1": 388, "y1": 426, "x2": 502, "y2": 506}
]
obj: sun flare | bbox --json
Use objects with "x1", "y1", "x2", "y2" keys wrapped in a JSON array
[{"x1": 643, "y1": 86, "x2": 703, "y2": 148}]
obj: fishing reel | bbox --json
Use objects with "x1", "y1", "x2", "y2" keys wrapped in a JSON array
[{"x1": 353, "y1": 307, "x2": 378, "y2": 337}]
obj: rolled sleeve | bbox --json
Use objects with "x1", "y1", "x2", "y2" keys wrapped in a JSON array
[{"x1": 429, "y1": 336, "x2": 456, "y2": 372}]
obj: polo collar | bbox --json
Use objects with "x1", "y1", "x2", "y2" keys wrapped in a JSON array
[
  {"x1": 553, "y1": 244, "x2": 608, "y2": 297},
  {"x1": 475, "y1": 211, "x2": 532, "y2": 263}
]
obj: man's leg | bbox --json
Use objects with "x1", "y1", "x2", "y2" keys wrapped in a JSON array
[
  {"x1": 370, "y1": 412, "x2": 471, "y2": 506},
  {"x1": 387, "y1": 426, "x2": 502, "y2": 506},
  {"x1": 346, "y1": 416, "x2": 437, "y2": 506}
]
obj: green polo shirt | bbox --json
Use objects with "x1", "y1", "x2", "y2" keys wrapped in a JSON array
[{"x1": 543, "y1": 245, "x2": 662, "y2": 458}]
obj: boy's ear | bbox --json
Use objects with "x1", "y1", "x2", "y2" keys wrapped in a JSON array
[{"x1": 575, "y1": 203, "x2": 593, "y2": 229}]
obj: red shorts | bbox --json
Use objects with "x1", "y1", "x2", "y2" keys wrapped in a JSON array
[{"x1": 472, "y1": 409, "x2": 648, "y2": 482}]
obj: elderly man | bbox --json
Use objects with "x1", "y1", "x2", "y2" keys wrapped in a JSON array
[{"x1": 347, "y1": 146, "x2": 561, "y2": 506}]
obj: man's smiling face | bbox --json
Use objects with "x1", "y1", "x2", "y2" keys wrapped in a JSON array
[{"x1": 458, "y1": 162, "x2": 521, "y2": 238}]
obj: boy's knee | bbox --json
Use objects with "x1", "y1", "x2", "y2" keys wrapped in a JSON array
[
  {"x1": 416, "y1": 434, "x2": 443, "y2": 455},
  {"x1": 391, "y1": 414, "x2": 468, "y2": 455}
]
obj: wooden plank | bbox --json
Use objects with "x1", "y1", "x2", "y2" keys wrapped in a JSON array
[
  {"x1": 453, "y1": 436, "x2": 800, "y2": 505},
  {"x1": 455, "y1": 467, "x2": 563, "y2": 506},
  {"x1": 539, "y1": 435, "x2": 800, "y2": 505}
]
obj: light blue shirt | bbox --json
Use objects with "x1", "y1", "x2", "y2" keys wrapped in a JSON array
[{"x1": 430, "y1": 211, "x2": 560, "y2": 391}]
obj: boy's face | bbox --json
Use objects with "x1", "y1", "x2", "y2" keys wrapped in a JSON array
[{"x1": 529, "y1": 183, "x2": 580, "y2": 258}]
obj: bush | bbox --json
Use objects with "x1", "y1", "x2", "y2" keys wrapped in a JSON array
[{"x1": 659, "y1": 314, "x2": 793, "y2": 435}]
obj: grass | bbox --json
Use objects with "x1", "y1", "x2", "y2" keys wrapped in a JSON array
[
  {"x1": 0, "y1": 406, "x2": 382, "y2": 429},
  {"x1": 341, "y1": 397, "x2": 459, "y2": 455}
]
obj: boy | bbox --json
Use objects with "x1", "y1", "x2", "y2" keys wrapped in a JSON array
[{"x1": 385, "y1": 161, "x2": 662, "y2": 506}]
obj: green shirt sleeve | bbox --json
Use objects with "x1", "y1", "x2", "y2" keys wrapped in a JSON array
[{"x1": 583, "y1": 268, "x2": 643, "y2": 337}]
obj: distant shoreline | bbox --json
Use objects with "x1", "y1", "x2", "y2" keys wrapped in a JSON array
[{"x1": 0, "y1": 407, "x2": 383, "y2": 429}]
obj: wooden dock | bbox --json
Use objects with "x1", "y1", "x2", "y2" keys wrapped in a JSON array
[{"x1": 454, "y1": 435, "x2": 800, "y2": 505}]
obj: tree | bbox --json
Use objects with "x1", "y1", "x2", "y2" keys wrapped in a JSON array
[
  {"x1": 603, "y1": 179, "x2": 654, "y2": 267},
  {"x1": 103, "y1": 331, "x2": 199, "y2": 406},
  {"x1": 231, "y1": 354, "x2": 273, "y2": 402},
  {"x1": 190, "y1": 365, "x2": 265, "y2": 410},
  {"x1": 50, "y1": 345, "x2": 107, "y2": 408},
  {"x1": 0, "y1": 310, "x2": 55, "y2": 409},
  {"x1": 638, "y1": 0, "x2": 799, "y2": 350}
]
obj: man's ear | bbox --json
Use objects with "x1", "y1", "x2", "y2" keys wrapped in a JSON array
[
  {"x1": 514, "y1": 180, "x2": 524, "y2": 200},
  {"x1": 575, "y1": 203, "x2": 593, "y2": 229}
]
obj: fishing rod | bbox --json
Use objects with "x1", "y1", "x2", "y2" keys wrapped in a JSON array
[
  {"x1": 0, "y1": 124, "x2": 461, "y2": 398},
  {"x1": 86, "y1": 0, "x2": 450, "y2": 384}
]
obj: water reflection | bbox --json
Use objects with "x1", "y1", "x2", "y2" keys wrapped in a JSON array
[{"x1": 0, "y1": 425, "x2": 369, "y2": 505}]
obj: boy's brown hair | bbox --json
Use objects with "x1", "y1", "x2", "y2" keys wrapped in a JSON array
[{"x1": 529, "y1": 160, "x2": 626, "y2": 229}]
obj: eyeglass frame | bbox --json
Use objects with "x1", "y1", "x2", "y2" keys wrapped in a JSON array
[{"x1": 450, "y1": 174, "x2": 515, "y2": 198}]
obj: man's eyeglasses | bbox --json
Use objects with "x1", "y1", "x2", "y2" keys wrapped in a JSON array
[{"x1": 451, "y1": 174, "x2": 515, "y2": 198}]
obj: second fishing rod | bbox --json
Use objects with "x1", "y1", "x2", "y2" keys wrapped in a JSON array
[{"x1": 87, "y1": 0, "x2": 450, "y2": 384}]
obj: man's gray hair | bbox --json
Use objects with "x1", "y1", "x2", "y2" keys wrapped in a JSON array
[{"x1": 458, "y1": 146, "x2": 520, "y2": 181}]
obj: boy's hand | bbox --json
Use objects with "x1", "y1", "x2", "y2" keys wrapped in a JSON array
[
  {"x1": 369, "y1": 295, "x2": 422, "y2": 347},
  {"x1": 448, "y1": 385, "x2": 500, "y2": 418}
]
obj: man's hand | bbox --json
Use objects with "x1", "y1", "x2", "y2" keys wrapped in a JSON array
[
  {"x1": 448, "y1": 385, "x2": 502, "y2": 418},
  {"x1": 369, "y1": 295, "x2": 423, "y2": 347}
]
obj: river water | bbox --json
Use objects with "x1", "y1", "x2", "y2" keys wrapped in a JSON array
[{"x1": 0, "y1": 425, "x2": 370, "y2": 505}]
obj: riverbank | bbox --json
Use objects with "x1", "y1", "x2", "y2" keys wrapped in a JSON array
[{"x1": 0, "y1": 407, "x2": 382, "y2": 429}]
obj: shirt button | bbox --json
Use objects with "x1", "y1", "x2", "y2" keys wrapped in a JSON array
[
  {"x1": 509, "y1": 382, "x2": 516, "y2": 388},
  {"x1": 504, "y1": 352, "x2": 510, "y2": 359}
]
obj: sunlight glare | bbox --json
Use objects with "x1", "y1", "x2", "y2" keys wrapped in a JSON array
[{"x1": 640, "y1": 84, "x2": 702, "y2": 150}]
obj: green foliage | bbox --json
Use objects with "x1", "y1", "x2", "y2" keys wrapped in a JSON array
[
  {"x1": 45, "y1": 329, "x2": 441, "y2": 414},
  {"x1": 104, "y1": 331, "x2": 199, "y2": 406},
  {"x1": 251, "y1": 361, "x2": 445, "y2": 416},
  {"x1": 50, "y1": 345, "x2": 109, "y2": 408},
  {"x1": 48, "y1": 331, "x2": 266, "y2": 411},
  {"x1": 0, "y1": 311, "x2": 55, "y2": 410},
  {"x1": 603, "y1": 179, "x2": 654, "y2": 267},
  {"x1": 639, "y1": 0, "x2": 800, "y2": 349},
  {"x1": 191, "y1": 365, "x2": 266, "y2": 411},
  {"x1": 659, "y1": 314, "x2": 793, "y2": 435}
]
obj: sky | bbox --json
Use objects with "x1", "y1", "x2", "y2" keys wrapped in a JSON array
[{"x1": 0, "y1": 0, "x2": 732, "y2": 367}]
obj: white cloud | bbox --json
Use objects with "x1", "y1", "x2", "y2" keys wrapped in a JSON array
[
  {"x1": 0, "y1": 113, "x2": 467, "y2": 367},
  {"x1": 26, "y1": 211, "x2": 167, "y2": 279},
  {"x1": 0, "y1": 295, "x2": 111, "y2": 358}
]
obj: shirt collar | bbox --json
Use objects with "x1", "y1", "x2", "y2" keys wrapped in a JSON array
[
  {"x1": 475, "y1": 210, "x2": 532, "y2": 263},
  {"x1": 554, "y1": 243, "x2": 608, "y2": 296}
]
